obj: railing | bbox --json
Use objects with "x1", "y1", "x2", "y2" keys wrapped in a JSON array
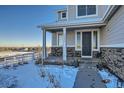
[{"x1": 0, "y1": 52, "x2": 41, "y2": 68}]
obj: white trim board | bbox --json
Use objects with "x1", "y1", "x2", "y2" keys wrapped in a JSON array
[{"x1": 100, "y1": 43, "x2": 124, "y2": 48}]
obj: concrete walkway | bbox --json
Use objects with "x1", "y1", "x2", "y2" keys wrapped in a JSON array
[{"x1": 74, "y1": 63, "x2": 106, "y2": 88}]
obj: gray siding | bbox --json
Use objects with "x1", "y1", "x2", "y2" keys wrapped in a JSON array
[
  {"x1": 68, "y1": 5, "x2": 109, "y2": 21},
  {"x1": 52, "y1": 32, "x2": 57, "y2": 46},
  {"x1": 100, "y1": 6, "x2": 124, "y2": 46},
  {"x1": 67, "y1": 31, "x2": 75, "y2": 46},
  {"x1": 52, "y1": 31, "x2": 75, "y2": 46},
  {"x1": 98, "y1": 5, "x2": 109, "y2": 18},
  {"x1": 68, "y1": 5, "x2": 76, "y2": 21},
  {"x1": 58, "y1": 12, "x2": 61, "y2": 21}
]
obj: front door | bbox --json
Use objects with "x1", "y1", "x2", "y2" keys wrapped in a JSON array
[{"x1": 82, "y1": 32, "x2": 92, "y2": 57}]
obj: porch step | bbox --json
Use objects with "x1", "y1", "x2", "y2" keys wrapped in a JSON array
[
  {"x1": 43, "y1": 56, "x2": 100, "y2": 66},
  {"x1": 79, "y1": 58, "x2": 100, "y2": 63}
]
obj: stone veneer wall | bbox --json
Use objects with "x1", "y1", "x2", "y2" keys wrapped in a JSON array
[
  {"x1": 67, "y1": 47, "x2": 81, "y2": 57},
  {"x1": 93, "y1": 51, "x2": 99, "y2": 58},
  {"x1": 51, "y1": 47, "x2": 63, "y2": 56},
  {"x1": 100, "y1": 47, "x2": 124, "y2": 80},
  {"x1": 51, "y1": 47, "x2": 99, "y2": 58},
  {"x1": 51, "y1": 47, "x2": 81, "y2": 57},
  {"x1": 67, "y1": 47, "x2": 75, "y2": 57}
]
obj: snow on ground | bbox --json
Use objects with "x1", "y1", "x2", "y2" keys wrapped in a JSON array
[
  {"x1": 0, "y1": 60, "x2": 78, "y2": 88},
  {"x1": 0, "y1": 51, "x2": 33, "y2": 58},
  {"x1": 40, "y1": 65, "x2": 78, "y2": 88},
  {"x1": 99, "y1": 69, "x2": 124, "y2": 88}
]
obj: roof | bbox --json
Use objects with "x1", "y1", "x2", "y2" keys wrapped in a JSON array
[
  {"x1": 38, "y1": 5, "x2": 120, "y2": 30},
  {"x1": 57, "y1": 8, "x2": 67, "y2": 13},
  {"x1": 42, "y1": 17, "x2": 105, "y2": 30}
]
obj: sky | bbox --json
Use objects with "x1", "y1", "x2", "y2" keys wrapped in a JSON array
[{"x1": 0, "y1": 5, "x2": 65, "y2": 47}]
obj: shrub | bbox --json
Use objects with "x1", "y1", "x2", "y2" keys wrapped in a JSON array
[{"x1": 35, "y1": 58, "x2": 42, "y2": 64}]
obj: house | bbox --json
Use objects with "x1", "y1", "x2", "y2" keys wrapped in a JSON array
[{"x1": 39, "y1": 5, "x2": 124, "y2": 80}]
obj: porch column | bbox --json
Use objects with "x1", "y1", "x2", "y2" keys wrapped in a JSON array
[
  {"x1": 42, "y1": 28, "x2": 46, "y2": 60},
  {"x1": 63, "y1": 27, "x2": 67, "y2": 62}
]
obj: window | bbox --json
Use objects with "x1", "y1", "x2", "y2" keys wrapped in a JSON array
[
  {"x1": 61, "y1": 12, "x2": 66, "y2": 19},
  {"x1": 77, "y1": 5, "x2": 96, "y2": 17},
  {"x1": 93, "y1": 31, "x2": 98, "y2": 49},
  {"x1": 87, "y1": 5, "x2": 96, "y2": 15},
  {"x1": 78, "y1": 5, "x2": 86, "y2": 16},
  {"x1": 58, "y1": 33, "x2": 63, "y2": 46},
  {"x1": 76, "y1": 32, "x2": 81, "y2": 50}
]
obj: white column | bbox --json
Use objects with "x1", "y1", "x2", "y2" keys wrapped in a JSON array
[
  {"x1": 42, "y1": 28, "x2": 46, "y2": 60},
  {"x1": 63, "y1": 27, "x2": 67, "y2": 61}
]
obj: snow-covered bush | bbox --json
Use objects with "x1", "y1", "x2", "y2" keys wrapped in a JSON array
[
  {"x1": 40, "y1": 70, "x2": 46, "y2": 78},
  {"x1": 47, "y1": 72, "x2": 61, "y2": 88}
]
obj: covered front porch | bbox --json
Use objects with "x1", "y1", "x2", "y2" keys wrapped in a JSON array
[{"x1": 40, "y1": 22, "x2": 106, "y2": 63}]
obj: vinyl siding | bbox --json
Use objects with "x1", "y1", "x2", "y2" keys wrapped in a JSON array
[
  {"x1": 58, "y1": 12, "x2": 61, "y2": 21},
  {"x1": 52, "y1": 31, "x2": 75, "y2": 46},
  {"x1": 100, "y1": 6, "x2": 124, "y2": 46},
  {"x1": 52, "y1": 32, "x2": 57, "y2": 46},
  {"x1": 68, "y1": 5, "x2": 76, "y2": 21},
  {"x1": 98, "y1": 5, "x2": 109, "y2": 18},
  {"x1": 67, "y1": 31, "x2": 75, "y2": 46},
  {"x1": 68, "y1": 5, "x2": 109, "y2": 21}
]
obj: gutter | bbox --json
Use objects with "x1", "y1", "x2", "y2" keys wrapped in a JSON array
[
  {"x1": 102, "y1": 5, "x2": 120, "y2": 22},
  {"x1": 42, "y1": 21, "x2": 106, "y2": 30},
  {"x1": 101, "y1": 5, "x2": 114, "y2": 22}
]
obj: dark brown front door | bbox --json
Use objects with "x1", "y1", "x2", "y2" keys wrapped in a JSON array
[{"x1": 82, "y1": 32, "x2": 92, "y2": 57}]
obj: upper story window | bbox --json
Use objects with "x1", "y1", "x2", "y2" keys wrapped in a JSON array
[
  {"x1": 61, "y1": 11, "x2": 67, "y2": 19},
  {"x1": 77, "y1": 5, "x2": 97, "y2": 17},
  {"x1": 57, "y1": 9, "x2": 67, "y2": 21}
]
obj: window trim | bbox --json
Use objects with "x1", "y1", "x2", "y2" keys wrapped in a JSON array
[
  {"x1": 76, "y1": 5, "x2": 98, "y2": 18},
  {"x1": 75, "y1": 31, "x2": 82, "y2": 51},
  {"x1": 75, "y1": 29, "x2": 100, "y2": 52},
  {"x1": 60, "y1": 11, "x2": 67, "y2": 19}
]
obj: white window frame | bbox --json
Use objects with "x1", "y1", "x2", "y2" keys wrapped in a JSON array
[
  {"x1": 57, "y1": 32, "x2": 63, "y2": 47},
  {"x1": 75, "y1": 31, "x2": 82, "y2": 51},
  {"x1": 60, "y1": 11, "x2": 67, "y2": 19},
  {"x1": 76, "y1": 5, "x2": 98, "y2": 18},
  {"x1": 75, "y1": 29, "x2": 100, "y2": 58}
]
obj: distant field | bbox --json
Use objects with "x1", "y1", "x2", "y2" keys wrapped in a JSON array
[{"x1": 0, "y1": 51, "x2": 33, "y2": 58}]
